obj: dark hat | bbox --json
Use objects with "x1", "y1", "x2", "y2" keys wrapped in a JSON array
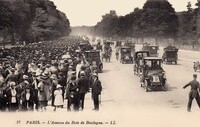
[
  {"x1": 10, "y1": 68, "x2": 15, "y2": 72},
  {"x1": 25, "y1": 84, "x2": 32, "y2": 89},
  {"x1": 71, "y1": 76, "x2": 76, "y2": 81},
  {"x1": 193, "y1": 74, "x2": 197, "y2": 78}
]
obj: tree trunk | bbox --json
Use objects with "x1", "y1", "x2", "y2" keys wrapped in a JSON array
[
  {"x1": 141, "y1": 37, "x2": 144, "y2": 44},
  {"x1": 155, "y1": 36, "x2": 158, "y2": 45}
]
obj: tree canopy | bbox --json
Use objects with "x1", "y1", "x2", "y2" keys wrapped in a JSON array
[
  {"x1": 0, "y1": 0, "x2": 71, "y2": 44},
  {"x1": 92, "y1": 0, "x2": 178, "y2": 40}
]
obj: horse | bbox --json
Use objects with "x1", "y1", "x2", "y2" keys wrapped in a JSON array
[{"x1": 102, "y1": 51, "x2": 111, "y2": 62}]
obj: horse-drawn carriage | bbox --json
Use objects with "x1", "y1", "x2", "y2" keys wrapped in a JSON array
[
  {"x1": 102, "y1": 42, "x2": 112, "y2": 62},
  {"x1": 162, "y1": 45, "x2": 178, "y2": 64},
  {"x1": 120, "y1": 46, "x2": 133, "y2": 64}
]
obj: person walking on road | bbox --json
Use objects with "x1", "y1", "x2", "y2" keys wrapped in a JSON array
[
  {"x1": 183, "y1": 74, "x2": 200, "y2": 112},
  {"x1": 91, "y1": 73, "x2": 102, "y2": 111},
  {"x1": 77, "y1": 71, "x2": 89, "y2": 110}
]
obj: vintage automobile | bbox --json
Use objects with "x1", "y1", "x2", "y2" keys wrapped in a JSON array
[
  {"x1": 133, "y1": 51, "x2": 150, "y2": 75},
  {"x1": 142, "y1": 44, "x2": 159, "y2": 57},
  {"x1": 84, "y1": 50, "x2": 103, "y2": 73},
  {"x1": 162, "y1": 46, "x2": 178, "y2": 64},
  {"x1": 140, "y1": 57, "x2": 167, "y2": 92},
  {"x1": 124, "y1": 42, "x2": 135, "y2": 53},
  {"x1": 120, "y1": 46, "x2": 133, "y2": 64}
]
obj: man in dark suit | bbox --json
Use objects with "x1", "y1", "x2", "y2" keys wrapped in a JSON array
[
  {"x1": 15, "y1": 81, "x2": 26, "y2": 111},
  {"x1": 21, "y1": 84, "x2": 35, "y2": 111},
  {"x1": 29, "y1": 72, "x2": 39, "y2": 110},
  {"x1": 77, "y1": 71, "x2": 89, "y2": 110},
  {"x1": 183, "y1": 74, "x2": 200, "y2": 112},
  {"x1": 91, "y1": 73, "x2": 102, "y2": 111}
]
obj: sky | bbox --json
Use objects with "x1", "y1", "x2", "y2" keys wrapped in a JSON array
[{"x1": 51, "y1": 0, "x2": 197, "y2": 26}]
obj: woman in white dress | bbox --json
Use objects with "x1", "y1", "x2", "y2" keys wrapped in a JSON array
[{"x1": 53, "y1": 84, "x2": 63, "y2": 111}]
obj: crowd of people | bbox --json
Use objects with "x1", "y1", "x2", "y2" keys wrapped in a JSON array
[{"x1": 0, "y1": 36, "x2": 102, "y2": 112}]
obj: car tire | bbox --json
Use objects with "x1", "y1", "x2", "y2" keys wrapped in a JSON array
[
  {"x1": 163, "y1": 84, "x2": 168, "y2": 91},
  {"x1": 145, "y1": 80, "x2": 149, "y2": 92}
]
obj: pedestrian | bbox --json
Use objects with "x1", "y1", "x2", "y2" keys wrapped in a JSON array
[
  {"x1": 30, "y1": 72, "x2": 39, "y2": 110},
  {"x1": 38, "y1": 77, "x2": 47, "y2": 112},
  {"x1": 5, "y1": 68, "x2": 16, "y2": 86},
  {"x1": 58, "y1": 72, "x2": 66, "y2": 100},
  {"x1": 66, "y1": 76, "x2": 79, "y2": 111},
  {"x1": 53, "y1": 84, "x2": 64, "y2": 111},
  {"x1": 50, "y1": 74, "x2": 58, "y2": 106},
  {"x1": 0, "y1": 83, "x2": 8, "y2": 112},
  {"x1": 15, "y1": 80, "x2": 26, "y2": 111},
  {"x1": 77, "y1": 71, "x2": 89, "y2": 110},
  {"x1": 7, "y1": 82, "x2": 18, "y2": 112},
  {"x1": 183, "y1": 74, "x2": 200, "y2": 112},
  {"x1": 91, "y1": 73, "x2": 102, "y2": 111},
  {"x1": 21, "y1": 84, "x2": 35, "y2": 111}
]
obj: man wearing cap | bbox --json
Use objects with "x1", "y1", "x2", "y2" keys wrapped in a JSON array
[
  {"x1": 77, "y1": 71, "x2": 89, "y2": 110},
  {"x1": 183, "y1": 74, "x2": 200, "y2": 112},
  {"x1": 91, "y1": 73, "x2": 102, "y2": 111}
]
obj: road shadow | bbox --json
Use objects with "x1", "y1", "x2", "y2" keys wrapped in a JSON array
[
  {"x1": 141, "y1": 85, "x2": 177, "y2": 92},
  {"x1": 163, "y1": 63, "x2": 181, "y2": 66},
  {"x1": 167, "y1": 86, "x2": 178, "y2": 91},
  {"x1": 102, "y1": 69, "x2": 110, "y2": 73}
]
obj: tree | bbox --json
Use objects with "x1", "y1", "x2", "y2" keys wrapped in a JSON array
[
  {"x1": 94, "y1": 10, "x2": 120, "y2": 38},
  {"x1": 0, "y1": 0, "x2": 71, "y2": 44},
  {"x1": 140, "y1": 0, "x2": 179, "y2": 40}
]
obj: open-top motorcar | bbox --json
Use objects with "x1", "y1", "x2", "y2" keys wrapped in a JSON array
[
  {"x1": 120, "y1": 46, "x2": 133, "y2": 64},
  {"x1": 140, "y1": 57, "x2": 167, "y2": 92},
  {"x1": 84, "y1": 50, "x2": 103, "y2": 72}
]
